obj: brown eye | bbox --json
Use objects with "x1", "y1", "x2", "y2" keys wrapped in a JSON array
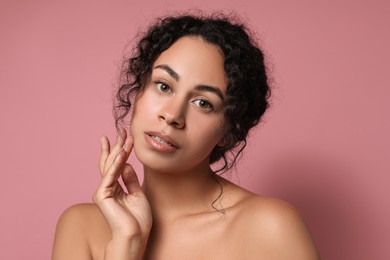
[
  {"x1": 156, "y1": 82, "x2": 171, "y2": 93},
  {"x1": 193, "y1": 99, "x2": 213, "y2": 110}
]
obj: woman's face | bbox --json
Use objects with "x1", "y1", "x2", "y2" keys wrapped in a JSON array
[{"x1": 130, "y1": 36, "x2": 228, "y2": 173}]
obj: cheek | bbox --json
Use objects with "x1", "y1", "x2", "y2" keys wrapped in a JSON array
[
  {"x1": 189, "y1": 116, "x2": 225, "y2": 147},
  {"x1": 131, "y1": 93, "x2": 159, "y2": 126}
]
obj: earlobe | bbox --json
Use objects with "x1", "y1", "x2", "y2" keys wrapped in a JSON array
[{"x1": 217, "y1": 137, "x2": 226, "y2": 147}]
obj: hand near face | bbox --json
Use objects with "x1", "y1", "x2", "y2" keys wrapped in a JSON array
[{"x1": 93, "y1": 128, "x2": 152, "y2": 247}]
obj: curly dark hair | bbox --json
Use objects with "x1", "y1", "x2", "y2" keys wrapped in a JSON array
[{"x1": 115, "y1": 13, "x2": 271, "y2": 173}]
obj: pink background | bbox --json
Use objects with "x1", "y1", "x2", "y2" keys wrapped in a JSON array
[{"x1": 1, "y1": 1, "x2": 389, "y2": 259}]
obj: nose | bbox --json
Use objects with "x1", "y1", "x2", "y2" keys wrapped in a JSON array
[{"x1": 158, "y1": 97, "x2": 186, "y2": 129}]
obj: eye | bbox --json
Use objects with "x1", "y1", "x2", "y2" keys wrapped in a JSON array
[
  {"x1": 155, "y1": 81, "x2": 171, "y2": 93},
  {"x1": 193, "y1": 99, "x2": 213, "y2": 110}
]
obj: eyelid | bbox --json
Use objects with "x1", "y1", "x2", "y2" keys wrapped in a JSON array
[
  {"x1": 192, "y1": 98, "x2": 214, "y2": 111},
  {"x1": 154, "y1": 80, "x2": 172, "y2": 93}
]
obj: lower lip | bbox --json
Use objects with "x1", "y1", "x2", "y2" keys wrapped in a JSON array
[{"x1": 144, "y1": 133, "x2": 177, "y2": 153}]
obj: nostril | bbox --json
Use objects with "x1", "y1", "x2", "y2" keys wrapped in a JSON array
[
  {"x1": 160, "y1": 114, "x2": 185, "y2": 129},
  {"x1": 158, "y1": 103, "x2": 186, "y2": 128}
]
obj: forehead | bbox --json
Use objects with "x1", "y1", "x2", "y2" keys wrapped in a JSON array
[{"x1": 153, "y1": 36, "x2": 228, "y2": 92}]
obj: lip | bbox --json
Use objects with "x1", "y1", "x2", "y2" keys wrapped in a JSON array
[{"x1": 144, "y1": 131, "x2": 179, "y2": 153}]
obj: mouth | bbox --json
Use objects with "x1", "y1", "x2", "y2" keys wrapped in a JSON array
[
  {"x1": 149, "y1": 134, "x2": 176, "y2": 147},
  {"x1": 144, "y1": 131, "x2": 179, "y2": 152}
]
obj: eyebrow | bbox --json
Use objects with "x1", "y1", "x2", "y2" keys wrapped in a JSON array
[
  {"x1": 194, "y1": 85, "x2": 224, "y2": 102},
  {"x1": 153, "y1": 64, "x2": 225, "y2": 101},
  {"x1": 154, "y1": 64, "x2": 180, "y2": 81}
]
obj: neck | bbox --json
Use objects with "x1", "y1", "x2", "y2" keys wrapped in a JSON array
[{"x1": 141, "y1": 163, "x2": 221, "y2": 223}]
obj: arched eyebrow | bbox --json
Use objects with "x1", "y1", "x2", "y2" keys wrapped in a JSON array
[
  {"x1": 194, "y1": 85, "x2": 224, "y2": 102},
  {"x1": 154, "y1": 64, "x2": 180, "y2": 81},
  {"x1": 153, "y1": 64, "x2": 225, "y2": 101}
]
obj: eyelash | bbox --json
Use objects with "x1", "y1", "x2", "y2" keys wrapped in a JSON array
[
  {"x1": 155, "y1": 81, "x2": 171, "y2": 93},
  {"x1": 193, "y1": 99, "x2": 213, "y2": 110},
  {"x1": 154, "y1": 81, "x2": 214, "y2": 111}
]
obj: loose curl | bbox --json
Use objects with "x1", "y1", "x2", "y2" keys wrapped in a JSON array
[{"x1": 115, "y1": 13, "x2": 271, "y2": 174}]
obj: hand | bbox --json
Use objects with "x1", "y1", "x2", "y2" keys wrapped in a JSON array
[{"x1": 93, "y1": 128, "x2": 152, "y2": 242}]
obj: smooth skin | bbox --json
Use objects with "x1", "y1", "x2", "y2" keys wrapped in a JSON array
[{"x1": 52, "y1": 37, "x2": 320, "y2": 260}]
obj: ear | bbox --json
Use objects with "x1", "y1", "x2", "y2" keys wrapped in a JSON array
[{"x1": 217, "y1": 137, "x2": 227, "y2": 147}]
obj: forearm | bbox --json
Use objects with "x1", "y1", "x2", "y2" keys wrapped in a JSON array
[{"x1": 104, "y1": 236, "x2": 147, "y2": 260}]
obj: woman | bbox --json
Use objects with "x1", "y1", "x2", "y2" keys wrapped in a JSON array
[{"x1": 52, "y1": 14, "x2": 320, "y2": 260}]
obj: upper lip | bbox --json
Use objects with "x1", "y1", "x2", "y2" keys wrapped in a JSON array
[{"x1": 145, "y1": 131, "x2": 180, "y2": 148}]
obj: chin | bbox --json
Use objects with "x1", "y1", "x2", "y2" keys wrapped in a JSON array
[
  {"x1": 133, "y1": 146, "x2": 176, "y2": 173},
  {"x1": 135, "y1": 151, "x2": 209, "y2": 175}
]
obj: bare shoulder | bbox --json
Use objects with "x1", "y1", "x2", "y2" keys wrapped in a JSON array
[
  {"x1": 239, "y1": 195, "x2": 307, "y2": 229},
  {"x1": 221, "y1": 180, "x2": 320, "y2": 259},
  {"x1": 239, "y1": 195, "x2": 311, "y2": 237},
  {"x1": 52, "y1": 203, "x2": 110, "y2": 260},
  {"x1": 57, "y1": 203, "x2": 103, "y2": 223}
]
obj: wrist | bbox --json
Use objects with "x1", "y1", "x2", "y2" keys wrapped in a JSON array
[
  {"x1": 105, "y1": 237, "x2": 145, "y2": 260},
  {"x1": 110, "y1": 226, "x2": 150, "y2": 243}
]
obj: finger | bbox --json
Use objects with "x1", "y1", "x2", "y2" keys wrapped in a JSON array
[
  {"x1": 103, "y1": 128, "x2": 127, "y2": 173},
  {"x1": 99, "y1": 149, "x2": 127, "y2": 189},
  {"x1": 123, "y1": 132, "x2": 134, "y2": 154},
  {"x1": 99, "y1": 136, "x2": 111, "y2": 176},
  {"x1": 122, "y1": 163, "x2": 142, "y2": 195}
]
